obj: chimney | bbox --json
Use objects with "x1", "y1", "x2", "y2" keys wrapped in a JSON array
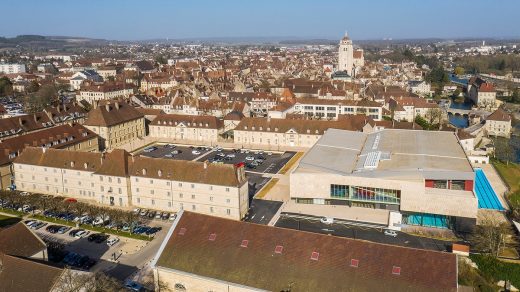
[
  {"x1": 384, "y1": 86, "x2": 387, "y2": 92},
  {"x1": 204, "y1": 161, "x2": 208, "y2": 169},
  {"x1": 105, "y1": 104, "x2": 110, "y2": 112},
  {"x1": 115, "y1": 101, "x2": 120, "y2": 110}
]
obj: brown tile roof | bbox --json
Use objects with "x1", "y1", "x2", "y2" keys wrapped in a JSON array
[
  {"x1": 95, "y1": 149, "x2": 131, "y2": 177},
  {"x1": 0, "y1": 113, "x2": 53, "y2": 139},
  {"x1": 486, "y1": 108, "x2": 511, "y2": 122},
  {"x1": 235, "y1": 116, "x2": 371, "y2": 135},
  {"x1": 0, "y1": 253, "x2": 64, "y2": 292},
  {"x1": 156, "y1": 212, "x2": 458, "y2": 292},
  {"x1": 14, "y1": 147, "x2": 102, "y2": 172},
  {"x1": 0, "y1": 124, "x2": 97, "y2": 162},
  {"x1": 150, "y1": 114, "x2": 223, "y2": 129},
  {"x1": 84, "y1": 100, "x2": 144, "y2": 127},
  {"x1": 130, "y1": 156, "x2": 244, "y2": 187},
  {"x1": 0, "y1": 223, "x2": 46, "y2": 258}
]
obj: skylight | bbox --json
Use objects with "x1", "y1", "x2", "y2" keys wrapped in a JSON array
[
  {"x1": 350, "y1": 259, "x2": 359, "y2": 267},
  {"x1": 208, "y1": 233, "x2": 217, "y2": 241},
  {"x1": 240, "y1": 240, "x2": 249, "y2": 248},
  {"x1": 274, "y1": 245, "x2": 283, "y2": 254},
  {"x1": 392, "y1": 266, "x2": 401, "y2": 275},
  {"x1": 310, "y1": 251, "x2": 319, "y2": 261}
]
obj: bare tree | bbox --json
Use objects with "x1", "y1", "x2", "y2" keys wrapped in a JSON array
[
  {"x1": 53, "y1": 268, "x2": 123, "y2": 292},
  {"x1": 471, "y1": 214, "x2": 513, "y2": 257},
  {"x1": 424, "y1": 108, "x2": 443, "y2": 126}
]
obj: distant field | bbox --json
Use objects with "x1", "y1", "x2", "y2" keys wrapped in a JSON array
[{"x1": 0, "y1": 215, "x2": 21, "y2": 227}]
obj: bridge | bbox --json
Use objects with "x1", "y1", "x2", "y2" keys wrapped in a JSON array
[{"x1": 446, "y1": 108, "x2": 471, "y2": 116}]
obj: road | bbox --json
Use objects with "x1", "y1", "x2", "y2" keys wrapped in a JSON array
[
  {"x1": 275, "y1": 215, "x2": 453, "y2": 252},
  {"x1": 244, "y1": 199, "x2": 282, "y2": 225}
]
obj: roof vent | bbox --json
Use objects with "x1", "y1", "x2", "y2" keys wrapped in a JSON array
[
  {"x1": 350, "y1": 259, "x2": 359, "y2": 268},
  {"x1": 392, "y1": 266, "x2": 401, "y2": 275},
  {"x1": 274, "y1": 245, "x2": 283, "y2": 254},
  {"x1": 178, "y1": 227, "x2": 186, "y2": 235},
  {"x1": 310, "y1": 251, "x2": 320, "y2": 261},
  {"x1": 240, "y1": 240, "x2": 249, "y2": 248},
  {"x1": 208, "y1": 233, "x2": 217, "y2": 241}
]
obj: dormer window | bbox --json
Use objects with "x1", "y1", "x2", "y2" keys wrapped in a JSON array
[
  {"x1": 244, "y1": 126, "x2": 248, "y2": 130},
  {"x1": 259, "y1": 127, "x2": 263, "y2": 131},
  {"x1": 70, "y1": 161, "x2": 75, "y2": 167},
  {"x1": 158, "y1": 170, "x2": 162, "y2": 177},
  {"x1": 275, "y1": 127, "x2": 278, "y2": 131},
  {"x1": 142, "y1": 168, "x2": 147, "y2": 175},
  {"x1": 252, "y1": 126, "x2": 255, "y2": 130},
  {"x1": 307, "y1": 129, "x2": 310, "y2": 134},
  {"x1": 84, "y1": 163, "x2": 88, "y2": 169}
]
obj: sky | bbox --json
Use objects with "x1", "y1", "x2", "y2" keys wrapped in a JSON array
[{"x1": 2, "y1": 0, "x2": 520, "y2": 41}]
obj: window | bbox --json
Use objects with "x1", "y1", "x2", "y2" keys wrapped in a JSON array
[
  {"x1": 433, "y1": 180, "x2": 448, "y2": 189},
  {"x1": 210, "y1": 207, "x2": 214, "y2": 213},
  {"x1": 331, "y1": 184, "x2": 348, "y2": 198},
  {"x1": 192, "y1": 205, "x2": 196, "y2": 211},
  {"x1": 152, "y1": 199, "x2": 155, "y2": 205},
  {"x1": 210, "y1": 196, "x2": 213, "y2": 202},
  {"x1": 168, "y1": 202, "x2": 172, "y2": 207},
  {"x1": 226, "y1": 198, "x2": 230, "y2": 203},
  {"x1": 136, "y1": 198, "x2": 140, "y2": 203},
  {"x1": 191, "y1": 184, "x2": 195, "y2": 189},
  {"x1": 226, "y1": 187, "x2": 230, "y2": 192},
  {"x1": 179, "y1": 193, "x2": 183, "y2": 198},
  {"x1": 226, "y1": 209, "x2": 231, "y2": 215},
  {"x1": 451, "y1": 180, "x2": 465, "y2": 190}
]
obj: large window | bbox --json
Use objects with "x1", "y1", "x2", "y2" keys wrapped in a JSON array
[
  {"x1": 331, "y1": 184, "x2": 348, "y2": 198},
  {"x1": 433, "y1": 180, "x2": 448, "y2": 189},
  {"x1": 330, "y1": 184, "x2": 400, "y2": 204},
  {"x1": 451, "y1": 180, "x2": 465, "y2": 190}
]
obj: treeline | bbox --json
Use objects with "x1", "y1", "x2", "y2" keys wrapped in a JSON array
[{"x1": 454, "y1": 54, "x2": 520, "y2": 75}]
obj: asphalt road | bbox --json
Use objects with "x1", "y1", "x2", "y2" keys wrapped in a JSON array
[
  {"x1": 244, "y1": 199, "x2": 283, "y2": 225},
  {"x1": 275, "y1": 215, "x2": 453, "y2": 252}
]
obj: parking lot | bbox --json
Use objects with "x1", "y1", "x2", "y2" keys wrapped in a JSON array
[
  {"x1": 275, "y1": 214, "x2": 453, "y2": 252},
  {"x1": 138, "y1": 143, "x2": 296, "y2": 198}
]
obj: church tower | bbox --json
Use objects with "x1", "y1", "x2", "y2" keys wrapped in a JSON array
[{"x1": 338, "y1": 32, "x2": 354, "y2": 76}]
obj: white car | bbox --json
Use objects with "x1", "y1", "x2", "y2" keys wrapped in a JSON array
[
  {"x1": 226, "y1": 153, "x2": 236, "y2": 158},
  {"x1": 132, "y1": 208, "x2": 141, "y2": 215},
  {"x1": 20, "y1": 191, "x2": 30, "y2": 196},
  {"x1": 245, "y1": 156, "x2": 255, "y2": 161},
  {"x1": 74, "y1": 230, "x2": 90, "y2": 238},
  {"x1": 24, "y1": 220, "x2": 37, "y2": 227},
  {"x1": 191, "y1": 150, "x2": 201, "y2": 155},
  {"x1": 169, "y1": 213, "x2": 176, "y2": 221},
  {"x1": 107, "y1": 237, "x2": 120, "y2": 247},
  {"x1": 384, "y1": 229, "x2": 398, "y2": 237},
  {"x1": 320, "y1": 217, "x2": 334, "y2": 225}
]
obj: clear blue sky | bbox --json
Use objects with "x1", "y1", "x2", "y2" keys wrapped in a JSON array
[{"x1": 2, "y1": 0, "x2": 519, "y2": 40}]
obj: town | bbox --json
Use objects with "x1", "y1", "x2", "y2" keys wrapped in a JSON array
[{"x1": 1, "y1": 3, "x2": 520, "y2": 292}]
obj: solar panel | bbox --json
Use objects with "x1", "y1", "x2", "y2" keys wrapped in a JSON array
[
  {"x1": 363, "y1": 151, "x2": 381, "y2": 169},
  {"x1": 372, "y1": 133, "x2": 381, "y2": 150},
  {"x1": 274, "y1": 245, "x2": 283, "y2": 254},
  {"x1": 208, "y1": 233, "x2": 217, "y2": 241},
  {"x1": 310, "y1": 251, "x2": 319, "y2": 261}
]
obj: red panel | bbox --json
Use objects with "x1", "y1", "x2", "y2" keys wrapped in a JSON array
[
  {"x1": 425, "y1": 180, "x2": 434, "y2": 188},
  {"x1": 465, "y1": 180, "x2": 474, "y2": 191}
]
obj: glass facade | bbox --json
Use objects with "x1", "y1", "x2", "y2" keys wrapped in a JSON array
[{"x1": 330, "y1": 184, "x2": 400, "y2": 204}]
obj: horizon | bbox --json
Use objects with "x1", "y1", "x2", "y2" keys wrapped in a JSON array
[{"x1": 2, "y1": 0, "x2": 519, "y2": 41}]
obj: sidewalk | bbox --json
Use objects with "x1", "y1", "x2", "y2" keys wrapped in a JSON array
[{"x1": 480, "y1": 163, "x2": 510, "y2": 210}]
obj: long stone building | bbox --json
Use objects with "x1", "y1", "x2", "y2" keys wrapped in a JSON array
[{"x1": 13, "y1": 147, "x2": 249, "y2": 220}]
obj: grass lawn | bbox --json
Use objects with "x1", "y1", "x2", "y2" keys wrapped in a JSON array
[
  {"x1": 470, "y1": 254, "x2": 520, "y2": 289},
  {"x1": 491, "y1": 160, "x2": 520, "y2": 207},
  {"x1": 0, "y1": 214, "x2": 21, "y2": 227},
  {"x1": 0, "y1": 207, "x2": 24, "y2": 217}
]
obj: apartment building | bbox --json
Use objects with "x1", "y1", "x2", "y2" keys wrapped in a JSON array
[
  {"x1": 140, "y1": 74, "x2": 178, "y2": 92},
  {"x1": 290, "y1": 98, "x2": 382, "y2": 121},
  {"x1": 78, "y1": 83, "x2": 135, "y2": 104},
  {"x1": 0, "y1": 63, "x2": 26, "y2": 74},
  {"x1": 83, "y1": 100, "x2": 145, "y2": 150},
  {"x1": 234, "y1": 116, "x2": 373, "y2": 149},
  {"x1": 149, "y1": 114, "x2": 223, "y2": 143},
  {"x1": 468, "y1": 77, "x2": 497, "y2": 109},
  {"x1": 13, "y1": 147, "x2": 249, "y2": 220}
]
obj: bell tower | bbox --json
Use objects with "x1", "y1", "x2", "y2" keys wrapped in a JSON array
[{"x1": 338, "y1": 31, "x2": 354, "y2": 76}]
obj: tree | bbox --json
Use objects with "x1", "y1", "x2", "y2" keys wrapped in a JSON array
[
  {"x1": 0, "y1": 77, "x2": 13, "y2": 96},
  {"x1": 471, "y1": 214, "x2": 512, "y2": 257},
  {"x1": 493, "y1": 137, "x2": 515, "y2": 165},
  {"x1": 511, "y1": 88, "x2": 520, "y2": 104},
  {"x1": 454, "y1": 66, "x2": 465, "y2": 76},
  {"x1": 27, "y1": 80, "x2": 40, "y2": 93},
  {"x1": 53, "y1": 268, "x2": 123, "y2": 292},
  {"x1": 424, "y1": 108, "x2": 443, "y2": 126}
]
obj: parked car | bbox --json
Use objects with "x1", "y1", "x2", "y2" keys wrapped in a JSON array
[
  {"x1": 320, "y1": 217, "x2": 334, "y2": 225},
  {"x1": 143, "y1": 146, "x2": 157, "y2": 153},
  {"x1": 31, "y1": 221, "x2": 47, "y2": 230},
  {"x1": 161, "y1": 212, "x2": 170, "y2": 220},
  {"x1": 139, "y1": 209, "x2": 148, "y2": 217},
  {"x1": 172, "y1": 149, "x2": 182, "y2": 155},
  {"x1": 164, "y1": 153, "x2": 173, "y2": 158},
  {"x1": 169, "y1": 213, "x2": 176, "y2": 221},
  {"x1": 74, "y1": 230, "x2": 90, "y2": 238},
  {"x1": 226, "y1": 153, "x2": 236, "y2": 158},
  {"x1": 132, "y1": 208, "x2": 141, "y2": 215},
  {"x1": 147, "y1": 211, "x2": 156, "y2": 219},
  {"x1": 384, "y1": 229, "x2": 398, "y2": 237},
  {"x1": 58, "y1": 226, "x2": 71, "y2": 234},
  {"x1": 124, "y1": 281, "x2": 145, "y2": 292},
  {"x1": 155, "y1": 212, "x2": 162, "y2": 219},
  {"x1": 191, "y1": 150, "x2": 201, "y2": 155},
  {"x1": 69, "y1": 229, "x2": 81, "y2": 237},
  {"x1": 245, "y1": 156, "x2": 255, "y2": 161},
  {"x1": 107, "y1": 237, "x2": 120, "y2": 247}
]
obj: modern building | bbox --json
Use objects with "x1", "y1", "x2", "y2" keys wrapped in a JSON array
[
  {"x1": 13, "y1": 147, "x2": 249, "y2": 220},
  {"x1": 69, "y1": 70, "x2": 102, "y2": 90},
  {"x1": 0, "y1": 63, "x2": 26, "y2": 74},
  {"x1": 290, "y1": 98, "x2": 383, "y2": 121},
  {"x1": 290, "y1": 128, "x2": 478, "y2": 232},
  {"x1": 152, "y1": 211, "x2": 458, "y2": 292},
  {"x1": 83, "y1": 100, "x2": 145, "y2": 150},
  {"x1": 149, "y1": 114, "x2": 223, "y2": 144}
]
